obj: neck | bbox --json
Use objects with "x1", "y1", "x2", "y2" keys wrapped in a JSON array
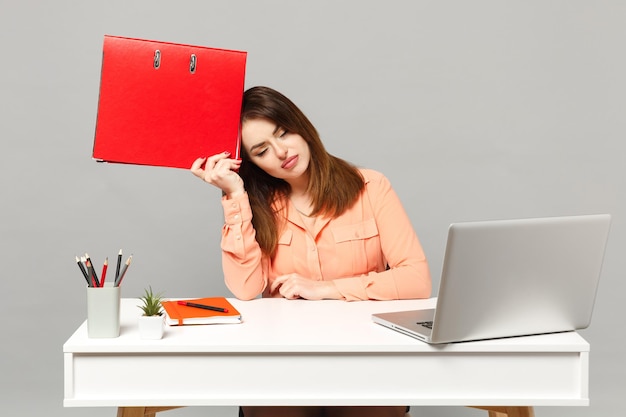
[
  {"x1": 289, "y1": 190, "x2": 313, "y2": 218},
  {"x1": 285, "y1": 172, "x2": 310, "y2": 197}
]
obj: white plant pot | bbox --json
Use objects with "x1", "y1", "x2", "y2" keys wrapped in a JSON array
[{"x1": 138, "y1": 315, "x2": 164, "y2": 340}]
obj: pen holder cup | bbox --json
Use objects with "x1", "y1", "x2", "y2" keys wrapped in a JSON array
[{"x1": 87, "y1": 283, "x2": 120, "y2": 338}]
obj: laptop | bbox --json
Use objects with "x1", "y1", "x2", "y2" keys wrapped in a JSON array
[{"x1": 372, "y1": 214, "x2": 611, "y2": 344}]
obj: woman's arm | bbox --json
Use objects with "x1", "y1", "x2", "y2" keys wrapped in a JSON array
[
  {"x1": 220, "y1": 192, "x2": 268, "y2": 300},
  {"x1": 191, "y1": 153, "x2": 267, "y2": 300}
]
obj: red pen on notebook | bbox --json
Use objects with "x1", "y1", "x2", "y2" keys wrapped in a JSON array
[{"x1": 177, "y1": 301, "x2": 228, "y2": 313}]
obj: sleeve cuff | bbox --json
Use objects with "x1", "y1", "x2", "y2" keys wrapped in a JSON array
[{"x1": 221, "y1": 192, "x2": 253, "y2": 225}]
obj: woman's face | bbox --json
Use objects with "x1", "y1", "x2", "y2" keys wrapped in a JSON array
[{"x1": 241, "y1": 118, "x2": 311, "y2": 185}]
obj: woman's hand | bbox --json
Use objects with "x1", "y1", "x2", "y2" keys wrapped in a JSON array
[
  {"x1": 270, "y1": 273, "x2": 343, "y2": 300},
  {"x1": 191, "y1": 152, "x2": 245, "y2": 198}
]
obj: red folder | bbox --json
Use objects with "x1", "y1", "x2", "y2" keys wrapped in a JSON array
[{"x1": 93, "y1": 35, "x2": 247, "y2": 169}]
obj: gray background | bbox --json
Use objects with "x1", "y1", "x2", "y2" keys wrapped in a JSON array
[{"x1": 1, "y1": 1, "x2": 623, "y2": 416}]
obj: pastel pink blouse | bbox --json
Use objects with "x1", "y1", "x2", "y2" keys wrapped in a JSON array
[{"x1": 220, "y1": 169, "x2": 431, "y2": 301}]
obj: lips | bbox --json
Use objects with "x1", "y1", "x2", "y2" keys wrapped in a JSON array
[{"x1": 281, "y1": 155, "x2": 299, "y2": 169}]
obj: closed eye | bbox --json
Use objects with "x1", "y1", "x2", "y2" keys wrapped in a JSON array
[
  {"x1": 249, "y1": 141, "x2": 269, "y2": 157},
  {"x1": 277, "y1": 128, "x2": 288, "y2": 139}
]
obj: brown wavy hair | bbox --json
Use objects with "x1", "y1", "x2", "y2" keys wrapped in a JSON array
[{"x1": 239, "y1": 86, "x2": 365, "y2": 257}]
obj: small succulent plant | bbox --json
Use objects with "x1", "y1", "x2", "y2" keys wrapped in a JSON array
[{"x1": 139, "y1": 286, "x2": 164, "y2": 316}]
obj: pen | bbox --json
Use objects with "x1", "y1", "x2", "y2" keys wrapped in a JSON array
[
  {"x1": 75, "y1": 256, "x2": 91, "y2": 286},
  {"x1": 100, "y1": 257, "x2": 108, "y2": 287},
  {"x1": 115, "y1": 249, "x2": 122, "y2": 283},
  {"x1": 177, "y1": 300, "x2": 228, "y2": 313},
  {"x1": 115, "y1": 255, "x2": 132, "y2": 287}
]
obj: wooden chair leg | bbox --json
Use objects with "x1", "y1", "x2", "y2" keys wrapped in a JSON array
[
  {"x1": 471, "y1": 406, "x2": 535, "y2": 417},
  {"x1": 117, "y1": 408, "x2": 145, "y2": 417},
  {"x1": 486, "y1": 409, "x2": 507, "y2": 417},
  {"x1": 117, "y1": 406, "x2": 184, "y2": 417}
]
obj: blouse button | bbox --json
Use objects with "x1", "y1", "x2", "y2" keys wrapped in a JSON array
[{"x1": 233, "y1": 214, "x2": 240, "y2": 220}]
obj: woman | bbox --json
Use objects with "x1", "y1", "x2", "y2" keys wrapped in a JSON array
[{"x1": 191, "y1": 86, "x2": 430, "y2": 417}]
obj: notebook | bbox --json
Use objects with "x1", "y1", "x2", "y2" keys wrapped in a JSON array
[
  {"x1": 372, "y1": 214, "x2": 611, "y2": 344},
  {"x1": 161, "y1": 297, "x2": 242, "y2": 326}
]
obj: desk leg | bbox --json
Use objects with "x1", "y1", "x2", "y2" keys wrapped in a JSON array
[
  {"x1": 117, "y1": 406, "x2": 184, "y2": 417},
  {"x1": 471, "y1": 406, "x2": 535, "y2": 417}
]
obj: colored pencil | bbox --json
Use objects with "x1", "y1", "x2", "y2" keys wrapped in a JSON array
[
  {"x1": 82, "y1": 256, "x2": 95, "y2": 287},
  {"x1": 115, "y1": 255, "x2": 132, "y2": 287},
  {"x1": 115, "y1": 249, "x2": 122, "y2": 283},
  {"x1": 100, "y1": 257, "x2": 108, "y2": 287},
  {"x1": 85, "y1": 254, "x2": 101, "y2": 287},
  {"x1": 75, "y1": 256, "x2": 91, "y2": 286}
]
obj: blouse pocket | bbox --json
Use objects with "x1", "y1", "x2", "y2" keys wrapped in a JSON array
[
  {"x1": 330, "y1": 218, "x2": 382, "y2": 276},
  {"x1": 272, "y1": 229, "x2": 295, "y2": 276},
  {"x1": 331, "y1": 218, "x2": 379, "y2": 242}
]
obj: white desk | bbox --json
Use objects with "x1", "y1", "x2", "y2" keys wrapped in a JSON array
[{"x1": 64, "y1": 298, "x2": 589, "y2": 417}]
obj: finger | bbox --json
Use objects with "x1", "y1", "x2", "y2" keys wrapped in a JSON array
[
  {"x1": 277, "y1": 277, "x2": 302, "y2": 300},
  {"x1": 205, "y1": 151, "x2": 232, "y2": 167},
  {"x1": 190, "y1": 157, "x2": 207, "y2": 175},
  {"x1": 216, "y1": 158, "x2": 242, "y2": 171},
  {"x1": 279, "y1": 284, "x2": 299, "y2": 300},
  {"x1": 210, "y1": 162, "x2": 241, "y2": 186},
  {"x1": 270, "y1": 275, "x2": 287, "y2": 294}
]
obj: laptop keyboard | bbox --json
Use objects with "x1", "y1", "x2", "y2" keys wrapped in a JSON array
[{"x1": 417, "y1": 321, "x2": 433, "y2": 329}]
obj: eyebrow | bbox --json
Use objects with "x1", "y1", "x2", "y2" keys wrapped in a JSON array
[{"x1": 248, "y1": 124, "x2": 282, "y2": 153}]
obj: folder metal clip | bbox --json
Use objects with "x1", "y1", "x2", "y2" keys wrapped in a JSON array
[
  {"x1": 189, "y1": 54, "x2": 197, "y2": 73},
  {"x1": 153, "y1": 49, "x2": 161, "y2": 69}
]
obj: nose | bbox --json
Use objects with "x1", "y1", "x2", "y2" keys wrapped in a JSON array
[{"x1": 274, "y1": 142, "x2": 288, "y2": 159}]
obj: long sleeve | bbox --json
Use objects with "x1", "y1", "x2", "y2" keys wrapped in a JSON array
[{"x1": 220, "y1": 193, "x2": 267, "y2": 300}]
